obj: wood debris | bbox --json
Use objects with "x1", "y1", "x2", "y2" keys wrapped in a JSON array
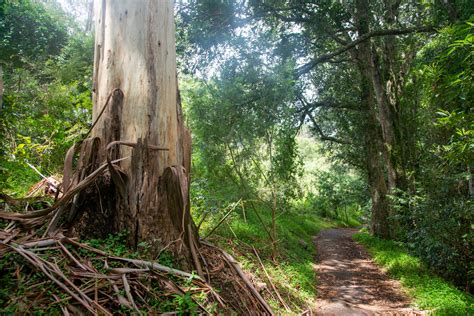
[{"x1": 0, "y1": 192, "x2": 273, "y2": 315}]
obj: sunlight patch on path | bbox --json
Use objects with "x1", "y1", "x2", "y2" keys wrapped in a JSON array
[{"x1": 313, "y1": 228, "x2": 426, "y2": 316}]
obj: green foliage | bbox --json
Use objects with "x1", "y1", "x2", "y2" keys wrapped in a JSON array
[
  {"x1": 177, "y1": 0, "x2": 237, "y2": 52},
  {"x1": 429, "y1": 18, "x2": 474, "y2": 167},
  {"x1": 183, "y1": 59, "x2": 302, "y2": 223},
  {"x1": 86, "y1": 231, "x2": 130, "y2": 257},
  {"x1": 311, "y1": 164, "x2": 368, "y2": 223},
  {"x1": 1, "y1": 76, "x2": 92, "y2": 192},
  {"x1": 387, "y1": 16, "x2": 474, "y2": 289},
  {"x1": 354, "y1": 232, "x2": 474, "y2": 315},
  {"x1": 0, "y1": 0, "x2": 68, "y2": 66},
  {"x1": 50, "y1": 33, "x2": 94, "y2": 85},
  {"x1": 0, "y1": 0, "x2": 93, "y2": 194},
  {"x1": 197, "y1": 201, "x2": 337, "y2": 313},
  {"x1": 425, "y1": 0, "x2": 474, "y2": 24},
  {"x1": 390, "y1": 184, "x2": 473, "y2": 288},
  {"x1": 171, "y1": 293, "x2": 199, "y2": 315}
]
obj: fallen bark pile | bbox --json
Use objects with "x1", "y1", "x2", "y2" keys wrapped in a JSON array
[
  {"x1": 0, "y1": 194, "x2": 274, "y2": 315},
  {"x1": 0, "y1": 226, "x2": 221, "y2": 314}
]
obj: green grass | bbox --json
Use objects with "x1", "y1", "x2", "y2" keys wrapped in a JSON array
[
  {"x1": 354, "y1": 232, "x2": 474, "y2": 316},
  {"x1": 198, "y1": 203, "x2": 360, "y2": 314}
]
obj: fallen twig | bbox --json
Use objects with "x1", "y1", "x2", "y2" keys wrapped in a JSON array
[
  {"x1": 122, "y1": 274, "x2": 140, "y2": 313},
  {"x1": 253, "y1": 246, "x2": 291, "y2": 312},
  {"x1": 110, "y1": 256, "x2": 200, "y2": 280},
  {"x1": 201, "y1": 241, "x2": 275, "y2": 315},
  {"x1": 203, "y1": 198, "x2": 241, "y2": 240}
]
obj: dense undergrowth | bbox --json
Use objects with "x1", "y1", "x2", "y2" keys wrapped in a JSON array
[{"x1": 354, "y1": 232, "x2": 474, "y2": 316}]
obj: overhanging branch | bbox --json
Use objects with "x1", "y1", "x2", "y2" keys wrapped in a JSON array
[
  {"x1": 306, "y1": 111, "x2": 352, "y2": 145},
  {"x1": 297, "y1": 99, "x2": 361, "y2": 113},
  {"x1": 296, "y1": 26, "x2": 436, "y2": 77},
  {"x1": 297, "y1": 96, "x2": 352, "y2": 145}
]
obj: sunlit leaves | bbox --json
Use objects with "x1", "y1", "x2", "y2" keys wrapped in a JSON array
[
  {"x1": 0, "y1": 0, "x2": 93, "y2": 192},
  {"x1": 0, "y1": 0, "x2": 68, "y2": 66}
]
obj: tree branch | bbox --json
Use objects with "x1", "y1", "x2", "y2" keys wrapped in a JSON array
[
  {"x1": 297, "y1": 96, "x2": 352, "y2": 145},
  {"x1": 256, "y1": 3, "x2": 316, "y2": 22},
  {"x1": 296, "y1": 25, "x2": 436, "y2": 77},
  {"x1": 297, "y1": 99, "x2": 360, "y2": 113},
  {"x1": 306, "y1": 111, "x2": 352, "y2": 145}
]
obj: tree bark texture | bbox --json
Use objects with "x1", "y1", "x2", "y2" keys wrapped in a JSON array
[
  {"x1": 355, "y1": 0, "x2": 391, "y2": 239},
  {"x1": 66, "y1": 0, "x2": 197, "y2": 266},
  {"x1": 369, "y1": 0, "x2": 411, "y2": 194}
]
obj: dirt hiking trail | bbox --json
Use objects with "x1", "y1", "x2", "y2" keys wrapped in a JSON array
[{"x1": 313, "y1": 228, "x2": 425, "y2": 315}]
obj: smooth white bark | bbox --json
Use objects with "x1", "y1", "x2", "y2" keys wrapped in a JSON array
[{"x1": 92, "y1": 0, "x2": 182, "y2": 174}]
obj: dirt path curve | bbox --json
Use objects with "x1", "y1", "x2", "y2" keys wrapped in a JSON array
[{"x1": 313, "y1": 228, "x2": 424, "y2": 315}]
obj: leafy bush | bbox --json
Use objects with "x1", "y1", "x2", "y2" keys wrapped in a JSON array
[
  {"x1": 390, "y1": 183, "x2": 473, "y2": 289},
  {"x1": 389, "y1": 18, "x2": 474, "y2": 290},
  {"x1": 0, "y1": 4, "x2": 93, "y2": 194}
]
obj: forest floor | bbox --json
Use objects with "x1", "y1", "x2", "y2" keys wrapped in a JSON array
[{"x1": 313, "y1": 228, "x2": 425, "y2": 316}]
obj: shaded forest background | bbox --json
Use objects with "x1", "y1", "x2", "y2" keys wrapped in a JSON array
[{"x1": 0, "y1": 0, "x2": 472, "y2": 304}]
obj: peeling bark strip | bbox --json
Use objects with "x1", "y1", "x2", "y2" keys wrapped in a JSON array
[{"x1": 64, "y1": 0, "x2": 199, "y2": 269}]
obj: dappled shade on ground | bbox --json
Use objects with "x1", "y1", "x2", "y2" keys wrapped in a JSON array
[{"x1": 313, "y1": 228, "x2": 424, "y2": 315}]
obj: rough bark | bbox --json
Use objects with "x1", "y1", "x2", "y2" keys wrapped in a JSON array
[
  {"x1": 369, "y1": 0, "x2": 409, "y2": 194},
  {"x1": 65, "y1": 0, "x2": 198, "y2": 267},
  {"x1": 355, "y1": 0, "x2": 391, "y2": 239},
  {"x1": 371, "y1": 53, "x2": 399, "y2": 192}
]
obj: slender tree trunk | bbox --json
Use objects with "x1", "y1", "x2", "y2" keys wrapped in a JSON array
[
  {"x1": 267, "y1": 132, "x2": 278, "y2": 260},
  {"x1": 85, "y1": 0, "x2": 93, "y2": 33},
  {"x1": 0, "y1": 64, "x2": 3, "y2": 113},
  {"x1": 468, "y1": 165, "x2": 474, "y2": 199},
  {"x1": 370, "y1": 55, "x2": 399, "y2": 191},
  {"x1": 65, "y1": 0, "x2": 199, "y2": 269},
  {"x1": 355, "y1": 0, "x2": 391, "y2": 239}
]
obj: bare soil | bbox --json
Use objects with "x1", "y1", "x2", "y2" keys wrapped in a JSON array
[{"x1": 313, "y1": 228, "x2": 425, "y2": 315}]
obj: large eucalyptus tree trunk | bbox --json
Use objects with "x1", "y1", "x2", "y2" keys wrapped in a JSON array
[{"x1": 66, "y1": 0, "x2": 198, "y2": 269}]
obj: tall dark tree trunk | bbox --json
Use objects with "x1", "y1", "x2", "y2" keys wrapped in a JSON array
[
  {"x1": 370, "y1": 52, "x2": 400, "y2": 192},
  {"x1": 355, "y1": 0, "x2": 391, "y2": 238},
  {"x1": 62, "y1": 0, "x2": 199, "y2": 270},
  {"x1": 367, "y1": 1, "x2": 422, "y2": 237},
  {"x1": 370, "y1": 0, "x2": 410, "y2": 194}
]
